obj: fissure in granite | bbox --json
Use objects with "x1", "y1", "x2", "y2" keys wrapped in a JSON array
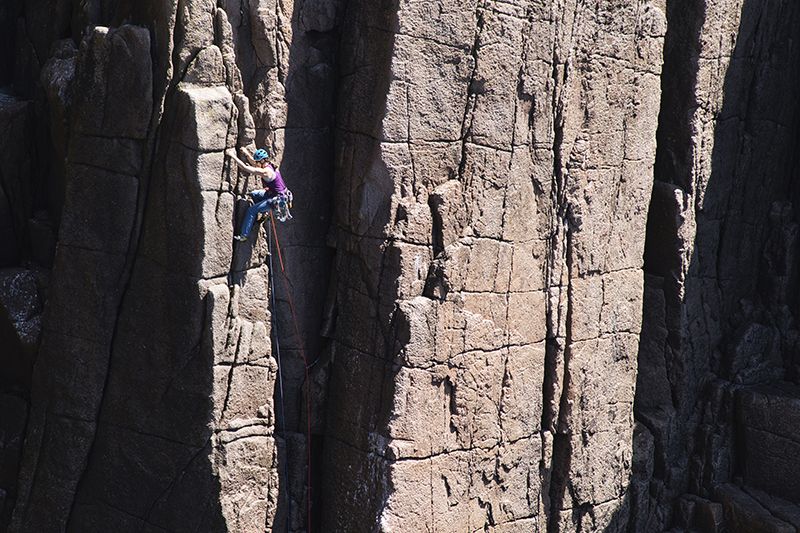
[{"x1": 1, "y1": 0, "x2": 800, "y2": 532}]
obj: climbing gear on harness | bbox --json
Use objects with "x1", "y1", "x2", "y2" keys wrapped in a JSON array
[
  {"x1": 272, "y1": 190, "x2": 293, "y2": 222},
  {"x1": 251, "y1": 191, "x2": 292, "y2": 226},
  {"x1": 253, "y1": 148, "x2": 269, "y2": 161}
]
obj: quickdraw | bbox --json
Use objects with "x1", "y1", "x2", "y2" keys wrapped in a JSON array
[{"x1": 272, "y1": 190, "x2": 293, "y2": 222}]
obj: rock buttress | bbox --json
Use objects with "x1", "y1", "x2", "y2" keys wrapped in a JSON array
[
  {"x1": 323, "y1": 1, "x2": 665, "y2": 531},
  {"x1": 10, "y1": 5, "x2": 280, "y2": 532}
]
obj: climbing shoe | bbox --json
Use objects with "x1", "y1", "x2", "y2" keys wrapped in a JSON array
[{"x1": 234, "y1": 235, "x2": 248, "y2": 242}]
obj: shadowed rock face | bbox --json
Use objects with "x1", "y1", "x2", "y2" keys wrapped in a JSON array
[
  {"x1": 0, "y1": 0, "x2": 799, "y2": 532},
  {"x1": 632, "y1": 1, "x2": 800, "y2": 531}
]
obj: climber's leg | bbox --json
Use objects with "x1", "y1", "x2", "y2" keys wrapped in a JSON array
[{"x1": 236, "y1": 199, "x2": 271, "y2": 240}]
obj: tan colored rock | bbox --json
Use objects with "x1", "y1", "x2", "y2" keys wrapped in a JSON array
[
  {"x1": 322, "y1": 1, "x2": 665, "y2": 531},
  {"x1": 9, "y1": 0, "x2": 800, "y2": 532},
  {"x1": 10, "y1": 7, "x2": 280, "y2": 531}
]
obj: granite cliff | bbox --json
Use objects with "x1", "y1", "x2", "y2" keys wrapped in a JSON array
[{"x1": 0, "y1": 0, "x2": 799, "y2": 531}]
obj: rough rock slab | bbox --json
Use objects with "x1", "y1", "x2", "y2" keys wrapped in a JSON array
[
  {"x1": 323, "y1": 0, "x2": 665, "y2": 531},
  {"x1": 736, "y1": 383, "x2": 800, "y2": 503},
  {"x1": 715, "y1": 484, "x2": 795, "y2": 533}
]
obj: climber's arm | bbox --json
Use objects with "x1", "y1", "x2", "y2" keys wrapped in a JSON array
[
  {"x1": 240, "y1": 147, "x2": 256, "y2": 165},
  {"x1": 225, "y1": 148, "x2": 276, "y2": 181},
  {"x1": 226, "y1": 149, "x2": 260, "y2": 174}
]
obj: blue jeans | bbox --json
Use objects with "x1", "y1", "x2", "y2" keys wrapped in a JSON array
[{"x1": 239, "y1": 190, "x2": 277, "y2": 237}]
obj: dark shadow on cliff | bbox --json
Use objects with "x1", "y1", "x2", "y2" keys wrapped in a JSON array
[
  {"x1": 240, "y1": 3, "x2": 342, "y2": 532},
  {"x1": 60, "y1": 27, "x2": 230, "y2": 533},
  {"x1": 269, "y1": 8, "x2": 340, "y2": 532},
  {"x1": 315, "y1": 1, "x2": 404, "y2": 531},
  {"x1": 228, "y1": 0, "x2": 345, "y2": 530},
  {"x1": 260, "y1": 1, "x2": 405, "y2": 530},
  {"x1": 606, "y1": 0, "x2": 800, "y2": 531}
]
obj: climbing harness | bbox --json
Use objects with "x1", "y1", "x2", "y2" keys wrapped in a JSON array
[
  {"x1": 266, "y1": 213, "x2": 312, "y2": 532},
  {"x1": 254, "y1": 191, "x2": 293, "y2": 226}
]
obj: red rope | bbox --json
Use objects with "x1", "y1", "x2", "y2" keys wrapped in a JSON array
[
  {"x1": 270, "y1": 214, "x2": 312, "y2": 532},
  {"x1": 271, "y1": 214, "x2": 286, "y2": 272}
]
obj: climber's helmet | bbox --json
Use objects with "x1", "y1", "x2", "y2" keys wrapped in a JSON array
[{"x1": 253, "y1": 148, "x2": 269, "y2": 166}]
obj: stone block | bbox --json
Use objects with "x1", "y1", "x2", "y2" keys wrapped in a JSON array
[
  {"x1": 736, "y1": 383, "x2": 800, "y2": 502},
  {"x1": 175, "y1": 84, "x2": 234, "y2": 152}
]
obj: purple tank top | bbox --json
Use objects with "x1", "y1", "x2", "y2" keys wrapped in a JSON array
[{"x1": 264, "y1": 165, "x2": 287, "y2": 196}]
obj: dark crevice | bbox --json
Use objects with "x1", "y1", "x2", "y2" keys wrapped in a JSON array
[
  {"x1": 547, "y1": 225, "x2": 575, "y2": 533},
  {"x1": 633, "y1": 0, "x2": 800, "y2": 531}
]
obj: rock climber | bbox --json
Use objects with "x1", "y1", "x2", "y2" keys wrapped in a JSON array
[{"x1": 226, "y1": 146, "x2": 293, "y2": 241}]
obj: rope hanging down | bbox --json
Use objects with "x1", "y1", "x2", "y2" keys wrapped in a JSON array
[
  {"x1": 266, "y1": 221, "x2": 290, "y2": 531},
  {"x1": 267, "y1": 214, "x2": 313, "y2": 532}
]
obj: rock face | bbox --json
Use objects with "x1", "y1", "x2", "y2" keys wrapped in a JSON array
[
  {"x1": 5, "y1": 6, "x2": 280, "y2": 533},
  {"x1": 0, "y1": 0, "x2": 800, "y2": 532},
  {"x1": 323, "y1": 1, "x2": 664, "y2": 531},
  {"x1": 633, "y1": 0, "x2": 800, "y2": 531}
]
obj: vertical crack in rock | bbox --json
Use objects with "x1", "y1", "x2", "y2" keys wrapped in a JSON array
[
  {"x1": 541, "y1": 5, "x2": 575, "y2": 529},
  {"x1": 227, "y1": 0, "x2": 347, "y2": 528},
  {"x1": 455, "y1": 3, "x2": 484, "y2": 186},
  {"x1": 547, "y1": 229, "x2": 576, "y2": 533},
  {"x1": 20, "y1": 0, "x2": 800, "y2": 531}
]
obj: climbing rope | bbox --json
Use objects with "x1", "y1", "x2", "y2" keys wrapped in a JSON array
[
  {"x1": 267, "y1": 221, "x2": 291, "y2": 532},
  {"x1": 267, "y1": 213, "x2": 313, "y2": 532}
]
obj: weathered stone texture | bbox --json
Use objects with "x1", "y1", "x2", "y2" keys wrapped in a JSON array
[
  {"x1": 634, "y1": 0, "x2": 800, "y2": 530},
  {"x1": 323, "y1": 1, "x2": 665, "y2": 531},
  {"x1": 9, "y1": 5, "x2": 279, "y2": 532},
  {"x1": 10, "y1": 26, "x2": 153, "y2": 533},
  {"x1": 737, "y1": 384, "x2": 800, "y2": 502},
  {"x1": 4, "y1": 0, "x2": 800, "y2": 532}
]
